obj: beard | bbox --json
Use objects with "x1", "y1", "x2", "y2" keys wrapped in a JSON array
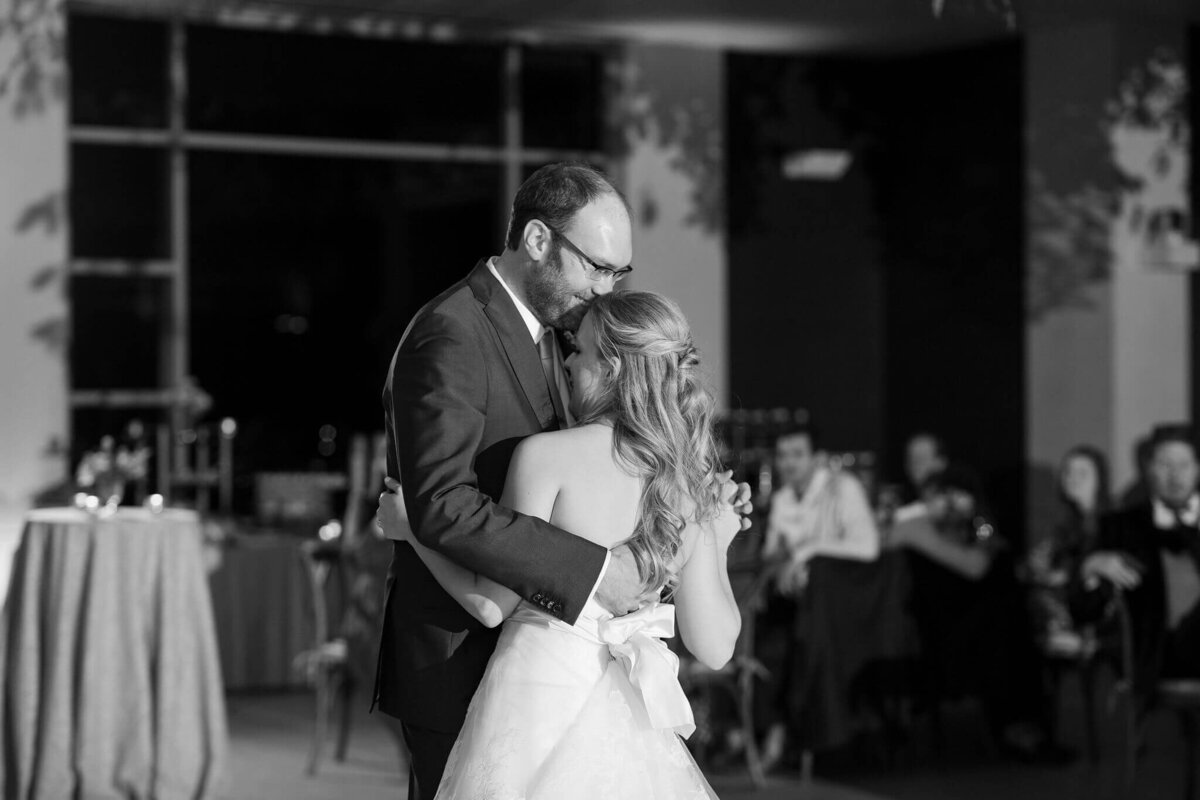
[{"x1": 524, "y1": 246, "x2": 591, "y2": 332}]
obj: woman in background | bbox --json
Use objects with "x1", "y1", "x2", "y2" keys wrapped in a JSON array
[{"x1": 1026, "y1": 446, "x2": 1110, "y2": 650}]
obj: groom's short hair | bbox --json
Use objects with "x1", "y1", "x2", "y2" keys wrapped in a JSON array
[{"x1": 504, "y1": 162, "x2": 626, "y2": 251}]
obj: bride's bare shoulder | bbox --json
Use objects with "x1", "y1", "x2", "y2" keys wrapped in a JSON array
[{"x1": 512, "y1": 424, "x2": 613, "y2": 472}]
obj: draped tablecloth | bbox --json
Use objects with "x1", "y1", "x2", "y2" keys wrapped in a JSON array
[
  {"x1": 207, "y1": 533, "x2": 315, "y2": 690},
  {"x1": 0, "y1": 508, "x2": 228, "y2": 800},
  {"x1": 793, "y1": 551, "x2": 920, "y2": 751}
]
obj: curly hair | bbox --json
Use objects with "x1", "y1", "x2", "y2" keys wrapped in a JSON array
[{"x1": 574, "y1": 291, "x2": 723, "y2": 596}]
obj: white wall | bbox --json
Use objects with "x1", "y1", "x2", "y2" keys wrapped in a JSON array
[
  {"x1": 616, "y1": 43, "x2": 729, "y2": 409},
  {"x1": 0, "y1": 5, "x2": 69, "y2": 528}
]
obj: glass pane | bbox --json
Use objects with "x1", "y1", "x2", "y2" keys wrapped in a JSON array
[
  {"x1": 70, "y1": 275, "x2": 168, "y2": 389},
  {"x1": 189, "y1": 152, "x2": 501, "y2": 472},
  {"x1": 188, "y1": 24, "x2": 503, "y2": 144},
  {"x1": 69, "y1": 14, "x2": 168, "y2": 128},
  {"x1": 70, "y1": 144, "x2": 170, "y2": 259},
  {"x1": 522, "y1": 46, "x2": 604, "y2": 150}
]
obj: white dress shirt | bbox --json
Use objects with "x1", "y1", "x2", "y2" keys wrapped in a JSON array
[{"x1": 764, "y1": 466, "x2": 881, "y2": 566}]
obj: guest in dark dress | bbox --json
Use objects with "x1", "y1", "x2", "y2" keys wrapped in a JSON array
[
  {"x1": 888, "y1": 441, "x2": 1068, "y2": 763},
  {"x1": 1074, "y1": 424, "x2": 1200, "y2": 703},
  {"x1": 1026, "y1": 446, "x2": 1110, "y2": 650}
]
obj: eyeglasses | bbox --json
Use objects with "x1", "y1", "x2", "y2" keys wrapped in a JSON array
[{"x1": 547, "y1": 226, "x2": 633, "y2": 282}]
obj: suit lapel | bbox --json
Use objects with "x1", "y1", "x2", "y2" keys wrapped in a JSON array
[{"x1": 468, "y1": 261, "x2": 558, "y2": 428}]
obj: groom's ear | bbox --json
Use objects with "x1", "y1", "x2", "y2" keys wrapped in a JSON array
[{"x1": 524, "y1": 220, "x2": 552, "y2": 261}]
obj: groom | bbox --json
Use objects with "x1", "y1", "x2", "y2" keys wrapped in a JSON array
[{"x1": 374, "y1": 163, "x2": 652, "y2": 799}]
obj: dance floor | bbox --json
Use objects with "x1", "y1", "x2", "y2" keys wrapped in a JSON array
[
  {"x1": 220, "y1": 691, "x2": 887, "y2": 800},
  {"x1": 223, "y1": 681, "x2": 1190, "y2": 800},
  {"x1": 219, "y1": 682, "x2": 1191, "y2": 800}
]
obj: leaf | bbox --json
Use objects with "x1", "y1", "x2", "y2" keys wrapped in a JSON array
[
  {"x1": 29, "y1": 316, "x2": 67, "y2": 351},
  {"x1": 14, "y1": 191, "x2": 62, "y2": 234},
  {"x1": 28, "y1": 262, "x2": 61, "y2": 290}
]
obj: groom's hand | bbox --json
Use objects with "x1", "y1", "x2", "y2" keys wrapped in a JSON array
[
  {"x1": 594, "y1": 544, "x2": 651, "y2": 616},
  {"x1": 375, "y1": 477, "x2": 413, "y2": 542}
]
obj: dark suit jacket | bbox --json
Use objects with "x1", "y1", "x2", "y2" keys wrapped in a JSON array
[
  {"x1": 1071, "y1": 502, "x2": 1178, "y2": 694},
  {"x1": 373, "y1": 261, "x2": 607, "y2": 731}
]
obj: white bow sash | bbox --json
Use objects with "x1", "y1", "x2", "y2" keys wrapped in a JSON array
[{"x1": 597, "y1": 603, "x2": 696, "y2": 739}]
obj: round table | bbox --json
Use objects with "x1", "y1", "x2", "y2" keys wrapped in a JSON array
[
  {"x1": 0, "y1": 507, "x2": 228, "y2": 799},
  {"x1": 207, "y1": 532, "x2": 317, "y2": 690}
]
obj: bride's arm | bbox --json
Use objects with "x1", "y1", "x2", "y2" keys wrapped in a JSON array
[
  {"x1": 377, "y1": 438, "x2": 559, "y2": 628},
  {"x1": 673, "y1": 504, "x2": 742, "y2": 670}
]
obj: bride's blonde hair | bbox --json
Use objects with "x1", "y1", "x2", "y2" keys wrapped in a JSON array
[{"x1": 575, "y1": 291, "x2": 723, "y2": 596}]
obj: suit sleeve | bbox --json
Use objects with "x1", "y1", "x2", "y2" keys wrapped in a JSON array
[{"x1": 389, "y1": 309, "x2": 606, "y2": 625}]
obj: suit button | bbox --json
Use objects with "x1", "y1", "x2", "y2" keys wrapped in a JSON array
[
  {"x1": 533, "y1": 593, "x2": 543, "y2": 603},
  {"x1": 552, "y1": 603, "x2": 563, "y2": 615}
]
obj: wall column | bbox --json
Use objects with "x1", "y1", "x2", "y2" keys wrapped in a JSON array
[{"x1": 1026, "y1": 19, "x2": 1191, "y2": 534}]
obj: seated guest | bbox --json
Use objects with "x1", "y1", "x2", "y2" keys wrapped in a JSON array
[
  {"x1": 762, "y1": 424, "x2": 881, "y2": 592},
  {"x1": 1075, "y1": 424, "x2": 1200, "y2": 700},
  {"x1": 903, "y1": 431, "x2": 949, "y2": 498},
  {"x1": 901, "y1": 431, "x2": 988, "y2": 505},
  {"x1": 757, "y1": 424, "x2": 880, "y2": 768},
  {"x1": 888, "y1": 462, "x2": 1068, "y2": 763},
  {"x1": 1027, "y1": 446, "x2": 1110, "y2": 649}
]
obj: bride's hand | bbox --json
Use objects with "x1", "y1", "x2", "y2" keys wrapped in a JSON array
[
  {"x1": 376, "y1": 477, "x2": 414, "y2": 542},
  {"x1": 716, "y1": 470, "x2": 754, "y2": 531},
  {"x1": 705, "y1": 497, "x2": 742, "y2": 551}
]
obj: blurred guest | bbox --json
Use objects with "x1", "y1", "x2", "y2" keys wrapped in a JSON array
[
  {"x1": 763, "y1": 425, "x2": 881, "y2": 591},
  {"x1": 1026, "y1": 446, "x2": 1110, "y2": 648},
  {"x1": 888, "y1": 467, "x2": 1068, "y2": 763},
  {"x1": 1075, "y1": 424, "x2": 1200, "y2": 700},
  {"x1": 901, "y1": 431, "x2": 988, "y2": 507},
  {"x1": 904, "y1": 432, "x2": 948, "y2": 496},
  {"x1": 758, "y1": 424, "x2": 880, "y2": 768}
]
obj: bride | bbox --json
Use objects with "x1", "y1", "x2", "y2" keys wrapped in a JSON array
[{"x1": 377, "y1": 291, "x2": 741, "y2": 799}]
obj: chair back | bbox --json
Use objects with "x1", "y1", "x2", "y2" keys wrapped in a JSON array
[
  {"x1": 298, "y1": 540, "x2": 343, "y2": 651},
  {"x1": 156, "y1": 418, "x2": 237, "y2": 513},
  {"x1": 339, "y1": 433, "x2": 387, "y2": 548},
  {"x1": 297, "y1": 431, "x2": 386, "y2": 653}
]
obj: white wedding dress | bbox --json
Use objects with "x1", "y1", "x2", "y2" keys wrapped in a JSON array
[{"x1": 435, "y1": 597, "x2": 719, "y2": 800}]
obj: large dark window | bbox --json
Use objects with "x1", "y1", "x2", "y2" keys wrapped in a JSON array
[
  {"x1": 521, "y1": 46, "x2": 604, "y2": 151},
  {"x1": 728, "y1": 43, "x2": 1025, "y2": 535},
  {"x1": 188, "y1": 154, "x2": 500, "y2": 470},
  {"x1": 70, "y1": 276, "x2": 169, "y2": 390},
  {"x1": 70, "y1": 144, "x2": 170, "y2": 259},
  {"x1": 187, "y1": 25, "x2": 504, "y2": 144},
  {"x1": 69, "y1": 14, "x2": 168, "y2": 128},
  {"x1": 67, "y1": 13, "x2": 606, "y2": 488}
]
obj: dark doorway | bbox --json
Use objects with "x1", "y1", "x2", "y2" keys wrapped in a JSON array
[{"x1": 727, "y1": 41, "x2": 1025, "y2": 535}]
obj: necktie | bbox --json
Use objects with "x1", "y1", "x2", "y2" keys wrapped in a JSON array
[{"x1": 538, "y1": 331, "x2": 573, "y2": 427}]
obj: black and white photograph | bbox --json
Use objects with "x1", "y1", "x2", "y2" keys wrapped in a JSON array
[{"x1": 1, "y1": 1, "x2": 1199, "y2": 798}]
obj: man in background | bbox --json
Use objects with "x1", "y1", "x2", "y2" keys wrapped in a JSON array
[
  {"x1": 757, "y1": 424, "x2": 880, "y2": 768},
  {"x1": 1078, "y1": 423, "x2": 1200, "y2": 699}
]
